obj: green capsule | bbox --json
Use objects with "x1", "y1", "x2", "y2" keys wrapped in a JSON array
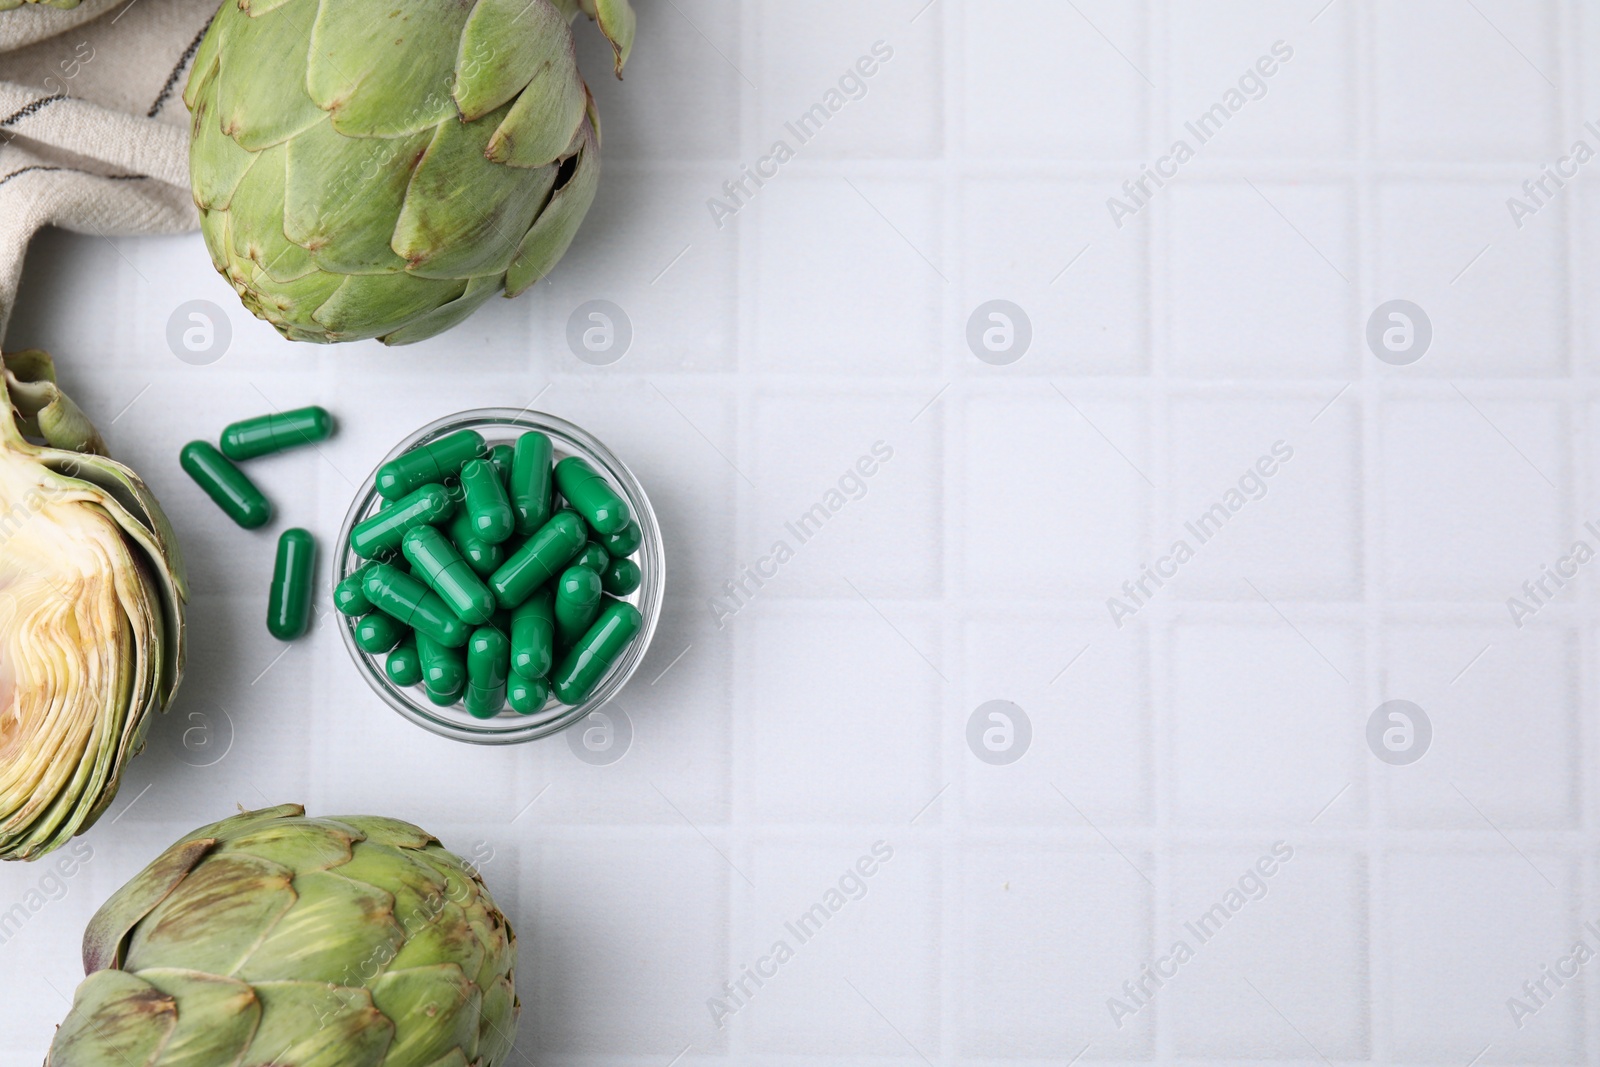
[
  {"x1": 601, "y1": 521, "x2": 642, "y2": 558},
  {"x1": 551, "y1": 599, "x2": 644, "y2": 705},
  {"x1": 574, "y1": 541, "x2": 610, "y2": 574},
  {"x1": 220, "y1": 406, "x2": 334, "y2": 461},
  {"x1": 402, "y1": 525, "x2": 496, "y2": 625},
  {"x1": 464, "y1": 625, "x2": 511, "y2": 719},
  {"x1": 510, "y1": 432, "x2": 554, "y2": 536},
  {"x1": 601, "y1": 557, "x2": 642, "y2": 596},
  {"x1": 489, "y1": 443, "x2": 514, "y2": 483},
  {"x1": 363, "y1": 562, "x2": 469, "y2": 648},
  {"x1": 353, "y1": 612, "x2": 407, "y2": 655},
  {"x1": 349, "y1": 483, "x2": 453, "y2": 559},
  {"x1": 462, "y1": 458, "x2": 515, "y2": 545},
  {"x1": 376, "y1": 429, "x2": 487, "y2": 501},
  {"x1": 447, "y1": 507, "x2": 505, "y2": 577},
  {"x1": 554, "y1": 456, "x2": 630, "y2": 536},
  {"x1": 179, "y1": 441, "x2": 272, "y2": 529},
  {"x1": 333, "y1": 560, "x2": 378, "y2": 616},
  {"x1": 266, "y1": 528, "x2": 316, "y2": 641},
  {"x1": 554, "y1": 565, "x2": 603, "y2": 652},
  {"x1": 508, "y1": 675, "x2": 551, "y2": 715},
  {"x1": 417, "y1": 632, "x2": 467, "y2": 706},
  {"x1": 488, "y1": 510, "x2": 588, "y2": 610},
  {"x1": 510, "y1": 588, "x2": 555, "y2": 680},
  {"x1": 386, "y1": 636, "x2": 423, "y2": 687}
]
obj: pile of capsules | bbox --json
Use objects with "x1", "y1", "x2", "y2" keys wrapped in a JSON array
[
  {"x1": 180, "y1": 407, "x2": 335, "y2": 642},
  {"x1": 336, "y1": 429, "x2": 646, "y2": 719}
]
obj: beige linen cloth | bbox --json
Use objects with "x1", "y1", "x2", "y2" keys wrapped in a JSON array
[{"x1": 0, "y1": 0, "x2": 214, "y2": 339}]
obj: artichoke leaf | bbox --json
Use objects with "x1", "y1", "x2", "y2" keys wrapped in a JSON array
[
  {"x1": 211, "y1": 0, "x2": 326, "y2": 153},
  {"x1": 578, "y1": 0, "x2": 634, "y2": 74},
  {"x1": 306, "y1": 0, "x2": 468, "y2": 139},
  {"x1": 483, "y1": 23, "x2": 587, "y2": 169},
  {"x1": 455, "y1": 0, "x2": 580, "y2": 124},
  {"x1": 245, "y1": 982, "x2": 394, "y2": 1067},
  {"x1": 397, "y1": 100, "x2": 557, "y2": 280},
  {"x1": 284, "y1": 118, "x2": 429, "y2": 276},
  {"x1": 371, "y1": 964, "x2": 482, "y2": 1067},
  {"x1": 134, "y1": 969, "x2": 263, "y2": 1067},
  {"x1": 45, "y1": 969, "x2": 175, "y2": 1067}
]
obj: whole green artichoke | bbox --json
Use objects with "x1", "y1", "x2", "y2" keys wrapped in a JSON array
[
  {"x1": 184, "y1": 0, "x2": 635, "y2": 346},
  {"x1": 47, "y1": 804, "x2": 519, "y2": 1067}
]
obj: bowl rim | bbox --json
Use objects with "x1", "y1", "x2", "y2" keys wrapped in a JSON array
[{"x1": 334, "y1": 408, "x2": 665, "y2": 745}]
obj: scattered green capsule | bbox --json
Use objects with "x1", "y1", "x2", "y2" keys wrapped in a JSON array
[
  {"x1": 554, "y1": 456, "x2": 630, "y2": 536},
  {"x1": 551, "y1": 599, "x2": 644, "y2": 705},
  {"x1": 220, "y1": 406, "x2": 334, "y2": 461},
  {"x1": 508, "y1": 675, "x2": 551, "y2": 715},
  {"x1": 554, "y1": 565, "x2": 603, "y2": 651},
  {"x1": 418, "y1": 632, "x2": 467, "y2": 705},
  {"x1": 510, "y1": 588, "x2": 555, "y2": 680},
  {"x1": 353, "y1": 612, "x2": 407, "y2": 655},
  {"x1": 362, "y1": 562, "x2": 469, "y2": 648},
  {"x1": 462, "y1": 458, "x2": 515, "y2": 545},
  {"x1": 180, "y1": 441, "x2": 272, "y2": 529},
  {"x1": 376, "y1": 429, "x2": 487, "y2": 501},
  {"x1": 402, "y1": 525, "x2": 496, "y2": 625},
  {"x1": 489, "y1": 444, "x2": 514, "y2": 484},
  {"x1": 349, "y1": 483, "x2": 453, "y2": 559},
  {"x1": 447, "y1": 508, "x2": 505, "y2": 578},
  {"x1": 386, "y1": 636, "x2": 423, "y2": 687},
  {"x1": 602, "y1": 557, "x2": 642, "y2": 596},
  {"x1": 333, "y1": 560, "x2": 379, "y2": 616},
  {"x1": 601, "y1": 521, "x2": 642, "y2": 558},
  {"x1": 510, "y1": 432, "x2": 554, "y2": 536},
  {"x1": 267, "y1": 528, "x2": 316, "y2": 641},
  {"x1": 465, "y1": 626, "x2": 511, "y2": 719},
  {"x1": 573, "y1": 541, "x2": 610, "y2": 574},
  {"x1": 488, "y1": 510, "x2": 588, "y2": 610}
]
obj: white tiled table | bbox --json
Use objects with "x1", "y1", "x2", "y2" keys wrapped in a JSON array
[{"x1": 4, "y1": 1, "x2": 1598, "y2": 1063}]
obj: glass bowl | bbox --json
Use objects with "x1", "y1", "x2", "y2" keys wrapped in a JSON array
[{"x1": 335, "y1": 409, "x2": 664, "y2": 744}]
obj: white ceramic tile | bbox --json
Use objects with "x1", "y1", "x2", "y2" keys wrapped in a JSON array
[
  {"x1": 520, "y1": 839, "x2": 731, "y2": 1055},
  {"x1": 961, "y1": 615, "x2": 1152, "y2": 825},
  {"x1": 1381, "y1": 623, "x2": 1580, "y2": 830},
  {"x1": 745, "y1": 608, "x2": 943, "y2": 824},
  {"x1": 958, "y1": 845, "x2": 1154, "y2": 1058},
  {"x1": 1384, "y1": 850, "x2": 1581, "y2": 1064},
  {"x1": 743, "y1": 839, "x2": 938, "y2": 1055},
  {"x1": 961, "y1": 393, "x2": 1149, "y2": 599},
  {"x1": 962, "y1": 0, "x2": 1147, "y2": 159},
  {"x1": 1380, "y1": 399, "x2": 1568, "y2": 600},
  {"x1": 1373, "y1": 0, "x2": 1561, "y2": 160},
  {"x1": 1169, "y1": 620, "x2": 1365, "y2": 827},
  {"x1": 1167, "y1": 846, "x2": 1369, "y2": 1060},
  {"x1": 961, "y1": 177, "x2": 1150, "y2": 376},
  {"x1": 1165, "y1": 0, "x2": 1354, "y2": 158},
  {"x1": 1167, "y1": 395, "x2": 1362, "y2": 600},
  {"x1": 753, "y1": 176, "x2": 943, "y2": 374},
  {"x1": 757, "y1": 0, "x2": 942, "y2": 160},
  {"x1": 1375, "y1": 181, "x2": 1568, "y2": 377},
  {"x1": 748, "y1": 390, "x2": 941, "y2": 600},
  {"x1": 1167, "y1": 180, "x2": 1356, "y2": 378}
]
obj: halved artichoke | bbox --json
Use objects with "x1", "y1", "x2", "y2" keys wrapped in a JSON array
[
  {"x1": 0, "y1": 349, "x2": 186, "y2": 861},
  {"x1": 0, "y1": 0, "x2": 82, "y2": 9}
]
